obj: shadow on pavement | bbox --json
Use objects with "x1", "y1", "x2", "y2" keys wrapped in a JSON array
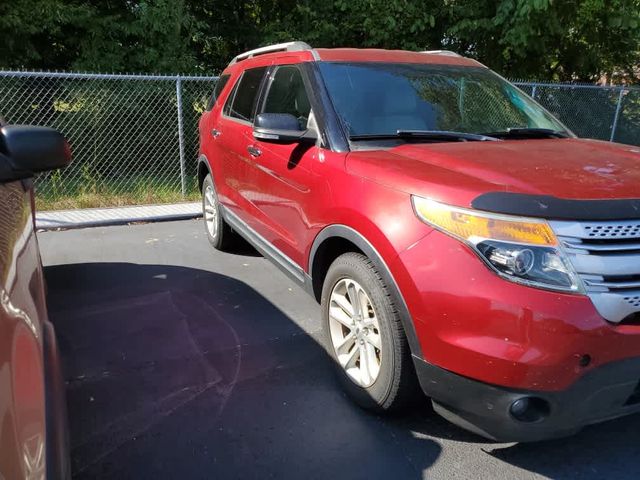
[
  {"x1": 486, "y1": 413, "x2": 640, "y2": 479},
  {"x1": 44, "y1": 261, "x2": 640, "y2": 480},
  {"x1": 45, "y1": 262, "x2": 442, "y2": 479}
]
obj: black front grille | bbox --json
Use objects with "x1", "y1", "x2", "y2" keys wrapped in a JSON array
[{"x1": 619, "y1": 313, "x2": 640, "y2": 326}]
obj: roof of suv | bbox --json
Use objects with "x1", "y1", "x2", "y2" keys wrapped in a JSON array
[
  {"x1": 313, "y1": 48, "x2": 482, "y2": 67},
  {"x1": 225, "y1": 43, "x2": 484, "y2": 72}
]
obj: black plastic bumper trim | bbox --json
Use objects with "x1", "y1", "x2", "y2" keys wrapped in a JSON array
[{"x1": 413, "y1": 355, "x2": 640, "y2": 442}]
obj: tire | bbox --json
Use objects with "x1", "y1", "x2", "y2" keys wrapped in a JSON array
[
  {"x1": 202, "y1": 173, "x2": 234, "y2": 250},
  {"x1": 321, "y1": 252, "x2": 419, "y2": 412}
]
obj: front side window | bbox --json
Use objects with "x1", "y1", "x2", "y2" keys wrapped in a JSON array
[
  {"x1": 318, "y1": 62, "x2": 567, "y2": 138},
  {"x1": 224, "y1": 67, "x2": 267, "y2": 122},
  {"x1": 261, "y1": 66, "x2": 311, "y2": 129}
]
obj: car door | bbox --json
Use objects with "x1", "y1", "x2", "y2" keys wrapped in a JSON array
[
  {"x1": 0, "y1": 125, "x2": 71, "y2": 480},
  {"x1": 212, "y1": 66, "x2": 269, "y2": 223},
  {"x1": 241, "y1": 64, "x2": 321, "y2": 267},
  {"x1": 200, "y1": 73, "x2": 230, "y2": 173}
]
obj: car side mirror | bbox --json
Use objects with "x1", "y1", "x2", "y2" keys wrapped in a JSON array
[
  {"x1": 0, "y1": 125, "x2": 71, "y2": 182},
  {"x1": 253, "y1": 113, "x2": 317, "y2": 144}
]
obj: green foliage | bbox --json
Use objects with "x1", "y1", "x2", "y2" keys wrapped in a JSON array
[
  {"x1": 75, "y1": 0, "x2": 199, "y2": 73},
  {"x1": 1, "y1": 0, "x2": 639, "y2": 81},
  {"x1": 0, "y1": 0, "x2": 92, "y2": 70},
  {"x1": 0, "y1": 0, "x2": 198, "y2": 73},
  {"x1": 262, "y1": 1, "x2": 438, "y2": 50},
  {"x1": 443, "y1": 0, "x2": 640, "y2": 81}
]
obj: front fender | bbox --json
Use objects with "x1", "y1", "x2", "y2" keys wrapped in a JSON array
[{"x1": 309, "y1": 223, "x2": 425, "y2": 358}]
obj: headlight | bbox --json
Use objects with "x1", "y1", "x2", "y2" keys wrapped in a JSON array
[{"x1": 412, "y1": 196, "x2": 583, "y2": 293}]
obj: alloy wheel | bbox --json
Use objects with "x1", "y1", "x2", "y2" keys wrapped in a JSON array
[
  {"x1": 204, "y1": 185, "x2": 218, "y2": 239},
  {"x1": 328, "y1": 278, "x2": 383, "y2": 387}
]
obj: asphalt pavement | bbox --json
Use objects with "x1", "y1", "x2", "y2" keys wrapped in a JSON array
[{"x1": 39, "y1": 220, "x2": 640, "y2": 479}]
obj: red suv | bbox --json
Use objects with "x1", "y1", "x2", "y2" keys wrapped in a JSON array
[{"x1": 198, "y1": 42, "x2": 640, "y2": 442}]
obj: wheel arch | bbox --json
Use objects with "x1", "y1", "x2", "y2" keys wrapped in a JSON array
[
  {"x1": 309, "y1": 224, "x2": 423, "y2": 358},
  {"x1": 197, "y1": 154, "x2": 211, "y2": 192}
]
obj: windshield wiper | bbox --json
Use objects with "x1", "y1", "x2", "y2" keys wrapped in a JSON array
[
  {"x1": 480, "y1": 128, "x2": 570, "y2": 139},
  {"x1": 349, "y1": 130, "x2": 500, "y2": 142}
]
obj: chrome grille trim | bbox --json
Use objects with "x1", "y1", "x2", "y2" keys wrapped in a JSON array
[
  {"x1": 567, "y1": 252, "x2": 640, "y2": 277},
  {"x1": 560, "y1": 238, "x2": 640, "y2": 252},
  {"x1": 552, "y1": 220, "x2": 640, "y2": 240},
  {"x1": 583, "y1": 223, "x2": 640, "y2": 239},
  {"x1": 583, "y1": 279, "x2": 640, "y2": 289},
  {"x1": 550, "y1": 219, "x2": 640, "y2": 323}
]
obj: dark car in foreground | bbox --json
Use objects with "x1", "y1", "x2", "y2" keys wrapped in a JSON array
[
  {"x1": 198, "y1": 42, "x2": 640, "y2": 442},
  {"x1": 0, "y1": 124, "x2": 71, "y2": 478}
]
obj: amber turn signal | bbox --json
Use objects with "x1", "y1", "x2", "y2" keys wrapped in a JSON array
[{"x1": 412, "y1": 196, "x2": 558, "y2": 246}]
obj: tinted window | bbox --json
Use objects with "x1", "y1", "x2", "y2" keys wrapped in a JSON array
[
  {"x1": 225, "y1": 67, "x2": 267, "y2": 122},
  {"x1": 318, "y1": 62, "x2": 566, "y2": 136},
  {"x1": 262, "y1": 66, "x2": 311, "y2": 129},
  {"x1": 206, "y1": 74, "x2": 230, "y2": 111},
  {"x1": 223, "y1": 80, "x2": 240, "y2": 117}
]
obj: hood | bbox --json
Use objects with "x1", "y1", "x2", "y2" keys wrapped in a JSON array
[{"x1": 346, "y1": 138, "x2": 640, "y2": 208}]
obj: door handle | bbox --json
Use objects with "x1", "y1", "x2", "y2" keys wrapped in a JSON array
[
  {"x1": 247, "y1": 145, "x2": 262, "y2": 158},
  {"x1": 211, "y1": 128, "x2": 221, "y2": 138}
]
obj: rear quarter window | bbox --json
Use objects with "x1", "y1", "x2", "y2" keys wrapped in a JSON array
[{"x1": 206, "y1": 74, "x2": 230, "y2": 111}]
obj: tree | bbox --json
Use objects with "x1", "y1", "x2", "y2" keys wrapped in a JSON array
[
  {"x1": 259, "y1": 0, "x2": 640, "y2": 83},
  {"x1": 444, "y1": 0, "x2": 640, "y2": 82},
  {"x1": 0, "y1": 0, "x2": 92, "y2": 70},
  {"x1": 261, "y1": 0, "x2": 441, "y2": 51},
  {"x1": 1, "y1": 0, "x2": 638, "y2": 82},
  {"x1": 0, "y1": 0, "x2": 199, "y2": 73},
  {"x1": 73, "y1": 0, "x2": 199, "y2": 73}
]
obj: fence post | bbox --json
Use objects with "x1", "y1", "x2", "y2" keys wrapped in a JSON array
[
  {"x1": 610, "y1": 87, "x2": 626, "y2": 142},
  {"x1": 531, "y1": 85, "x2": 537, "y2": 100},
  {"x1": 176, "y1": 76, "x2": 187, "y2": 196}
]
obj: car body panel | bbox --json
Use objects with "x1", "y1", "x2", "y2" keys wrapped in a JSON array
[
  {"x1": 347, "y1": 138, "x2": 640, "y2": 209},
  {"x1": 393, "y1": 229, "x2": 640, "y2": 391},
  {"x1": 0, "y1": 180, "x2": 47, "y2": 480}
]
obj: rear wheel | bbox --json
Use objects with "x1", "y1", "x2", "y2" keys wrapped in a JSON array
[
  {"x1": 202, "y1": 174, "x2": 234, "y2": 250},
  {"x1": 321, "y1": 252, "x2": 418, "y2": 412}
]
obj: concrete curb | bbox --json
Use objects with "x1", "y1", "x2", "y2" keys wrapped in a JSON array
[{"x1": 36, "y1": 202, "x2": 202, "y2": 230}]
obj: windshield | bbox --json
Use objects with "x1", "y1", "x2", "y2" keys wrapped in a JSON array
[{"x1": 318, "y1": 62, "x2": 568, "y2": 139}]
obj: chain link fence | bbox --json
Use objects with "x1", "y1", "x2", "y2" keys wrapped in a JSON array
[
  {"x1": 0, "y1": 70, "x2": 638, "y2": 210},
  {"x1": 0, "y1": 71, "x2": 216, "y2": 210},
  {"x1": 516, "y1": 82, "x2": 639, "y2": 144}
]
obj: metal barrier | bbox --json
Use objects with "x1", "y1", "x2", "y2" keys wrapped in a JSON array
[
  {"x1": 515, "y1": 82, "x2": 638, "y2": 144},
  {"x1": 0, "y1": 70, "x2": 217, "y2": 209},
  {"x1": 0, "y1": 70, "x2": 638, "y2": 209}
]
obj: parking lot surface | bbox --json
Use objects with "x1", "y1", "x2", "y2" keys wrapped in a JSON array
[{"x1": 39, "y1": 220, "x2": 640, "y2": 479}]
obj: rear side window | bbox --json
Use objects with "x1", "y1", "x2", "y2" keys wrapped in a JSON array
[
  {"x1": 224, "y1": 67, "x2": 267, "y2": 122},
  {"x1": 206, "y1": 74, "x2": 230, "y2": 111}
]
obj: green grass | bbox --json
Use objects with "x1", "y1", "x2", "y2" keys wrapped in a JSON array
[{"x1": 35, "y1": 175, "x2": 201, "y2": 211}]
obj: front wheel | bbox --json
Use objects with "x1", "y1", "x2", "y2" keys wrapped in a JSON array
[{"x1": 321, "y1": 252, "x2": 419, "y2": 412}]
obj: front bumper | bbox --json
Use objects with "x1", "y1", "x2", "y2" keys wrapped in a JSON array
[
  {"x1": 414, "y1": 355, "x2": 640, "y2": 442},
  {"x1": 392, "y1": 229, "x2": 640, "y2": 391}
]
